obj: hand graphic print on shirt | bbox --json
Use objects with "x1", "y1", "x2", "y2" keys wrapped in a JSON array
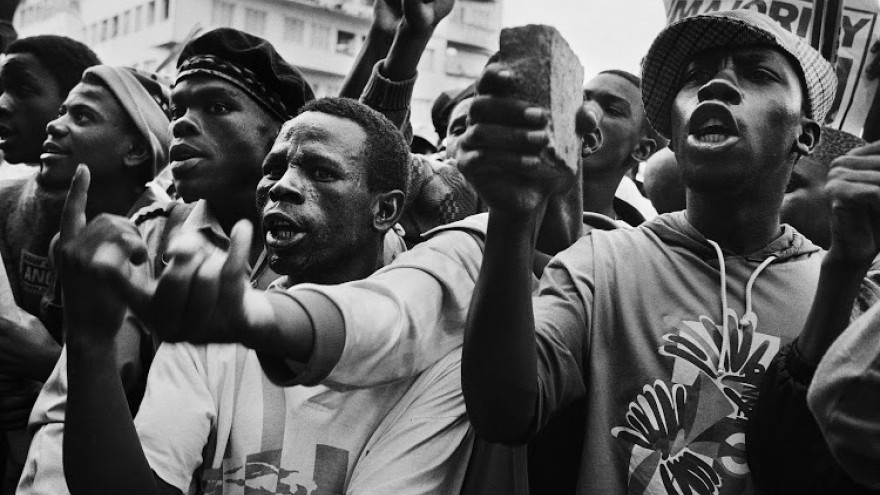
[{"x1": 612, "y1": 310, "x2": 780, "y2": 495}]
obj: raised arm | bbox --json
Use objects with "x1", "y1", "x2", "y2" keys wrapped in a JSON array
[
  {"x1": 796, "y1": 141, "x2": 880, "y2": 364},
  {"x1": 747, "y1": 141, "x2": 880, "y2": 492},
  {"x1": 356, "y1": 0, "x2": 454, "y2": 135},
  {"x1": 458, "y1": 65, "x2": 595, "y2": 442},
  {"x1": 59, "y1": 167, "x2": 177, "y2": 495},
  {"x1": 337, "y1": 0, "x2": 400, "y2": 100}
]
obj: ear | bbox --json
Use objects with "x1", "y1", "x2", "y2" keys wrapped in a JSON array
[
  {"x1": 630, "y1": 136, "x2": 657, "y2": 163},
  {"x1": 122, "y1": 137, "x2": 151, "y2": 167},
  {"x1": 792, "y1": 118, "x2": 821, "y2": 157},
  {"x1": 371, "y1": 189, "x2": 405, "y2": 232}
]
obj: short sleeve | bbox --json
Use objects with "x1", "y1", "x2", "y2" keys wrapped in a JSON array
[
  {"x1": 134, "y1": 343, "x2": 216, "y2": 492},
  {"x1": 531, "y1": 237, "x2": 593, "y2": 431}
]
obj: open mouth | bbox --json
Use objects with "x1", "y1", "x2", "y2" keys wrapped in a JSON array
[
  {"x1": 169, "y1": 143, "x2": 204, "y2": 162},
  {"x1": 688, "y1": 104, "x2": 740, "y2": 145},
  {"x1": 694, "y1": 118, "x2": 735, "y2": 143},
  {"x1": 42, "y1": 141, "x2": 68, "y2": 155},
  {"x1": 263, "y1": 213, "x2": 306, "y2": 249}
]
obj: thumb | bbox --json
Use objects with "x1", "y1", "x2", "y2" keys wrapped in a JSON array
[{"x1": 60, "y1": 165, "x2": 90, "y2": 241}]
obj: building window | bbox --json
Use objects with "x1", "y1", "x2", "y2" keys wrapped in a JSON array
[
  {"x1": 100, "y1": 19, "x2": 108, "y2": 41},
  {"x1": 335, "y1": 30, "x2": 357, "y2": 56},
  {"x1": 147, "y1": 1, "x2": 156, "y2": 26},
  {"x1": 283, "y1": 16, "x2": 305, "y2": 44},
  {"x1": 110, "y1": 15, "x2": 119, "y2": 38},
  {"x1": 122, "y1": 10, "x2": 130, "y2": 35},
  {"x1": 211, "y1": 0, "x2": 234, "y2": 27},
  {"x1": 135, "y1": 5, "x2": 142, "y2": 30},
  {"x1": 310, "y1": 22, "x2": 330, "y2": 50},
  {"x1": 244, "y1": 8, "x2": 266, "y2": 35},
  {"x1": 161, "y1": 0, "x2": 170, "y2": 20}
]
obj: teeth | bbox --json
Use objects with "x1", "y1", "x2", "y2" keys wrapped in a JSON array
[{"x1": 698, "y1": 133, "x2": 728, "y2": 143}]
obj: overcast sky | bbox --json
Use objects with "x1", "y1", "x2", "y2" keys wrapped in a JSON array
[{"x1": 500, "y1": 0, "x2": 668, "y2": 80}]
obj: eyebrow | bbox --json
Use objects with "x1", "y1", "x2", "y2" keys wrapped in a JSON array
[
  {"x1": 0, "y1": 59, "x2": 41, "y2": 84},
  {"x1": 583, "y1": 89, "x2": 632, "y2": 112}
]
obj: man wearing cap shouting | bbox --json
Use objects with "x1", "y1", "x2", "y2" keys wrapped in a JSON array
[{"x1": 459, "y1": 9, "x2": 880, "y2": 494}]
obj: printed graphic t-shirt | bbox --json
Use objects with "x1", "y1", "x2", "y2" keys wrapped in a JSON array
[
  {"x1": 135, "y1": 343, "x2": 471, "y2": 495},
  {"x1": 530, "y1": 211, "x2": 825, "y2": 495}
]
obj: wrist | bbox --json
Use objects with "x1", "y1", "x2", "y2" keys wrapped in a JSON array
[
  {"x1": 397, "y1": 21, "x2": 434, "y2": 44},
  {"x1": 237, "y1": 289, "x2": 277, "y2": 350}
]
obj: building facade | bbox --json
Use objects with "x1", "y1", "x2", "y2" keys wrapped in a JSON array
[{"x1": 14, "y1": 0, "x2": 503, "y2": 143}]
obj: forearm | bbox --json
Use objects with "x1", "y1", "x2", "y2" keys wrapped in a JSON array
[
  {"x1": 382, "y1": 23, "x2": 432, "y2": 82},
  {"x1": 536, "y1": 170, "x2": 583, "y2": 256},
  {"x1": 339, "y1": 26, "x2": 394, "y2": 100},
  {"x1": 463, "y1": 208, "x2": 542, "y2": 443},
  {"x1": 796, "y1": 254, "x2": 872, "y2": 365},
  {"x1": 65, "y1": 336, "x2": 157, "y2": 495},
  {"x1": 242, "y1": 290, "x2": 317, "y2": 364}
]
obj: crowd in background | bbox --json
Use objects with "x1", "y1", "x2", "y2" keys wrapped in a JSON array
[{"x1": 0, "y1": 0, "x2": 878, "y2": 494}]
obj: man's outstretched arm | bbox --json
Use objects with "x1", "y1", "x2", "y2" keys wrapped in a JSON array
[{"x1": 59, "y1": 167, "x2": 179, "y2": 495}]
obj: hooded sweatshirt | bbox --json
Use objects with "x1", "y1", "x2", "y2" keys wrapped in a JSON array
[{"x1": 528, "y1": 210, "x2": 823, "y2": 495}]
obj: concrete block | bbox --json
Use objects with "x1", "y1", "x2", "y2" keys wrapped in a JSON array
[{"x1": 494, "y1": 24, "x2": 585, "y2": 176}]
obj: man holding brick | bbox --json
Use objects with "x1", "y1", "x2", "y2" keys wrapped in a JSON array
[{"x1": 460, "y1": 9, "x2": 880, "y2": 495}]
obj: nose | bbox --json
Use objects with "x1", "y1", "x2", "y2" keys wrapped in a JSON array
[
  {"x1": 46, "y1": 114, "x2": 68, "y2": 138},
  {"x1": 170, "y1": 109, "x2": 198, "y2": 138},
  {"x1": 697, "y1": 75, "x2": 742, "y2": 105},
  {"x1": 0, "y1": 92, "x2": 13, "y2": 118},
  {"x1": 268, "y1": 167, "x2": 306, "y2": 205}
]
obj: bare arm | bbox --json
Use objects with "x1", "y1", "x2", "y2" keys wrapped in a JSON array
[
  {"x1": 458, "y1": 66, "x2": 595, "y2": 442},
  {"x1": 796, "y1": 141, "x2": 880, "y2": 364},
  {"x1": 59, "y1": 167, "x2": 176, "y2": 495},
  {"x1": 337, "y1": 0, "x2": 398, "y2": 99}
]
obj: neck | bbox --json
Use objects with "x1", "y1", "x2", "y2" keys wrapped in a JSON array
[
  {"x1": 582, "y1": 167, "x2": 627, "y2": 220},
  {"x1": 685, "y1": 188, "x2": 783, "y2": 255},
  {"x1": 287, "y1": 238, "x2": 384, "y2": 286},
  {"x1": 209, "y1": 189, "x2": 263, "y2": 265},
  {"x1": 85, "y1": 176, "x2": 143, "y2": 220}
]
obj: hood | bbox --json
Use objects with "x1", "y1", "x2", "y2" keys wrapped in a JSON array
[{"x1": 643, "y1": 211, "x2": 822, "y2": 264}]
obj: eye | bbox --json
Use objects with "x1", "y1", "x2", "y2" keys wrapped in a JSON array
[
  {"x1": 70, "y1": 109, "x2": 92, "y2": 124},
  {"x1": 206, "y1": 102, "x2": 231, "y2": 114},
  {"x1": 448, "y1": 124, "x2": 466, "y2": 137},
  {"x1": 682, "y1": 68, "x2": 712, "y2": 86},
  {"x1": 747, "y1": 67, "x2": 777, "y2": 82},
  {"x1": 169, "y1": 105, "x2": 185, "y2": 121},
  {"x1": 312, "y1": 167, "x2": 336, "y2": 181}
]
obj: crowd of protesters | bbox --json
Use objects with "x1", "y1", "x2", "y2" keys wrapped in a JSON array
[{"x1": 0, "y1": 0, "x2": 878, "y2": 493}]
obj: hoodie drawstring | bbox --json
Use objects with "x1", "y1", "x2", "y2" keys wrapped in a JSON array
[{"x1": 706, "y1": 239, "x2": 776, "y2": 374}]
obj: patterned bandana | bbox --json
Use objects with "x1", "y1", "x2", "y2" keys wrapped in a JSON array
[
  {"x1": 641, "y1": 9, "x2": 837, "y2": 138},
  {"x1": 177, "y1": 54, "x2": 289, "y2": 122}
]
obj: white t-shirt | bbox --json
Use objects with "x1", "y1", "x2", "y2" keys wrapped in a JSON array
[{"x1": 135, "y1": 342, "x2": 470, "y2": 495}]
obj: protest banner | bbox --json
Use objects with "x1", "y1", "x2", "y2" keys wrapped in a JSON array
[{"x1": 662, "y1": 0, "x2": 880, "y2": 135}]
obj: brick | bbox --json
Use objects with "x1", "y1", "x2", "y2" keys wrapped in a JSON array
[{"x1": 494, "y1": 24, "x2": 585, "y2": 176}]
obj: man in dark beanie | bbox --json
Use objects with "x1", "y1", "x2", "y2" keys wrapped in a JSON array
[
  {"x1": 144, "y1": 27, "x2": 314, "y2": 286},
  {"x1": 457, "y1": 8, "x2": 880, "y2": 495}
]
